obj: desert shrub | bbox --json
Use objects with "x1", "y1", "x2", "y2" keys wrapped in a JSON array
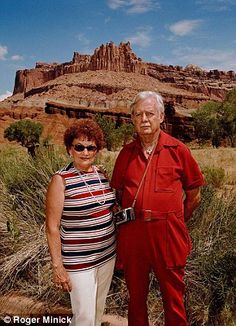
[
  {"x1": 192, "y1": 87, "x2": 236, "y2": 147},
  {"x1": 192, "y1": 101, "x2": 222, "y2": 147},
  {"x1": 95, "y1": 150, "x2": 118, "y2": 179},
  {"x1": 185, "y1": 185, "x2": 236, "y2": 326},
  {"x1": 191, "y1": 147, "x2": 236, "y2": 186},
  {"x1": 203, "y1": 166, "x2": 226, "y2": 188},
  {"x1": 0, "y1": 146, "x2": 236, "y2": 326},
  {"x1": 0, "y1": 145, "x2": 68, "y2": 224},
  {"x1": 0, "y1": 144, "x2": 70, "y2": 305},
  {"x1": 4, "y1": 119, "x2": 43, "y2": 156},
  {"x1": 221, "y1": 88, "x2": 236, "y2": 147},
  {"x1": 95, "y1": 114, "x2": 134, "y2": 150},
  {"x1": 116, "y1": 122, "x2": 134, "y2": 146},
  {"x1": 95, "y1": 114, "x2": 117, "y2": 150}
]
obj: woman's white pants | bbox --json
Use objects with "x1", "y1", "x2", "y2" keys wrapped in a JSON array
[{"x1": 68, "y1": 258, "x2": 115, "y2": 326}]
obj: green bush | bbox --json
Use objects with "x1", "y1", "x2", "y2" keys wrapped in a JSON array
[
  {"x1": 95, "y1": 114, "x2": 134, "y2": 150},
  {"x1": 192, "y1": 87, "x2": 236, "y2": 147},
  {"x1": 4, "y1": 119, "x2": 43, "y2": 156},
  {"x1": 185, "y1": 184, "x2": 236, "y2": 325},
  {"x1": 203, "y1": 166, "x2": 226, "y2": 188}
]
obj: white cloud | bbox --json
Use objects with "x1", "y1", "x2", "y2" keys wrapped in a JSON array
[
  {"x1": 0, "y1": 45, "x2": 8, "y2": 60},
  {"x1": 107, "y1": 0, "x2": 160, "y2": 14},
  {"x1": 76, "y1": 33, "x2": 91, "y2": 46},
  {"x1": 126, "y1": 27, "x2": 152, "y2": 47},
  {"x1": 169, "y1": 19, "x2": 202, "y2": 36},
  {"x1": 172, "y1": 47, "x2": 236, "y2": 71},
  {"x1": 196, "y1": 0, "x2": 236, "y2": 11},
  {"x1": 107, "y1": 0, "x2": 126, "y2": 9},
  {"x1": 0, "y1": 90, "x2": 12, "y2": 102},
  {"x1": 11, "y1": 55, "x2": 24, "y2": 61},
  {"x1": 76, "y1": 33, "x2": 93, "y2": 54},
  {"x1": 0, "y1": 46, "x2": 23, "y2": 61}
]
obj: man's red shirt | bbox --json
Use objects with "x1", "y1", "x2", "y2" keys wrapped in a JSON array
[{"x1": 111, "y1": 131, "x2": 204, "y2": 215}]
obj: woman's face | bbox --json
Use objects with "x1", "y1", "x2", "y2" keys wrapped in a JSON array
[{"x1": 69, "y1": 137, "x2": 97, "y2": 172}]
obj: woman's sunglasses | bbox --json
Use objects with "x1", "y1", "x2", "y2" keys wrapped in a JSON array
[{"x1": 72, "y1": 144, "x2": 97, "y2": 152}]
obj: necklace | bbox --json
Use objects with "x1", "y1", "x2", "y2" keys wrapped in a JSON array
[
  {"x1": 75, "y1": 166, "x2": 106, "y2": 205},
  {"x1": 141, "y1": 142, "x2": 156, "y2": 155},
  {"x1": 145, "y1": 146, "x2": 155, "y2": 155}
]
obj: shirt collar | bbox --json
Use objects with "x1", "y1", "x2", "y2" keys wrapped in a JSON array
[
  {"x1": 155, "y1": 131, "x2": 179, "y2": 152},
  {"x1": 135, "y1": 131, "x2": 179, "y2": 153}
]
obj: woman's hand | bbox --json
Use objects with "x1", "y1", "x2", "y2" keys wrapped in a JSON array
[
  {"x1": 112, "y1": 202, "x2": 121, "y2": 214},
  {"x1": 53, "y1": 265, "x2": 72, "y2": 292}
]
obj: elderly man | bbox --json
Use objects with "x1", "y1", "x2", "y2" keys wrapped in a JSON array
[{"x1": 111, "y1": 91, "x2": 204, "y2": 326}]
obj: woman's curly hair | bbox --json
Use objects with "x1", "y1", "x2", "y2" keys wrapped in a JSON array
[{"x1": 64, "y1": 119, "x2": 104, "y2": 153}]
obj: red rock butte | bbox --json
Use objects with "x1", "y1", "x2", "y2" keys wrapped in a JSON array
[
  {"x1": 13, "y1": 41, "x2": 236, "y2": 99},
  {"x1": 1, "y1": 41, "x2": 236, "y2": 142},
  {"x1": 13, "y1": 42, "x2": 147, "y2": 94}
]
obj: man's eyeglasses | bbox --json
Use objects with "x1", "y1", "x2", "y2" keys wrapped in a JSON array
[{"x1": 72, "y1": 144, "x2": 97, "y2": 152}]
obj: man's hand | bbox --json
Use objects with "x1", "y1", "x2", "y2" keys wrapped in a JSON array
[{"x1": 116, "y1": 190, "x2": 123, "y2": 206}]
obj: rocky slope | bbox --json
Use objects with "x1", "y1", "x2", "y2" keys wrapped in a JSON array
[
  {"x1": 0, "y1": 41, "x2": 236, "y2": 142},
  {"x1": 13, "y1": 42, "x2": 147, "y2": 94},
  {"x1": 12, "y1": 41, "x2": 236, "y2": 102}
]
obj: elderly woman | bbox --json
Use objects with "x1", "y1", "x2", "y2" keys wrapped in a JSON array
[{"x1": 46, "y1": 119, "x2": 116, "y2": 326}]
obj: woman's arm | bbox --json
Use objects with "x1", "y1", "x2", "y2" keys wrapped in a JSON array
[{"x1": 46, "y1": 174, "x2": 72, "y2": 292}]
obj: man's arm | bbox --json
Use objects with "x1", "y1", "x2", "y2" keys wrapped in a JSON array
[
  {"x1": 116, "y1": 190, "x2": 123, "y2": 206},
  {"x1": 184, "y1": 187, "x2": 201, "y2": 222}
]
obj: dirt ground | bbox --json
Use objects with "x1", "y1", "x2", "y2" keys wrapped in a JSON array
[{"x1": 0, "y1": 294, "x2": 128, "y2": 326}]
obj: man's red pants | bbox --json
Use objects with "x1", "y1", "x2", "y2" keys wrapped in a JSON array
[{"x1": 117, "y1": 217, "x2": 189, "y2": 326}]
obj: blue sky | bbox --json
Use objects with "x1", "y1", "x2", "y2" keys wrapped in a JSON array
[{"x1": 1, "y1": 0, "x2": 236, "y2": 100}]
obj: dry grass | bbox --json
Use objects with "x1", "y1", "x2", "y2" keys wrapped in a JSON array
[
  {"x1": 0, "y1": 225, "x2": 47, "y2": 290},
  {"x1": 0, "y1": 145, "x2": 235, "y2": 325},
  {"x1": 191, "y1": 147, "x2": 236, "y2": 185}
]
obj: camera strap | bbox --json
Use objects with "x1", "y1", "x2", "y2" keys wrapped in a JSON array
[{"x1": 131, "y1": 142, "x2": 157, "y2": 208}]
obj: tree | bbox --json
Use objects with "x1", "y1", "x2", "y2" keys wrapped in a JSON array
[
  {"x1": 116, "y1": 122, "x2": 134, "y2": 146},
  {"x1": 95, "y1": 114, "x2": 117, "y2": 150},
  {"x1": 224, "y1": 87, "x2": 236, "y2": 106},
  {"x1": 192, "y1": 88, "x2": 236, "y2": 147},
  {"x1": 4, "y1": 119, "x2": 43, "y2": 156},
  {"x1": 95, "y1": 114, "x2": 134, "y2": 150},
  {"x1": 220, "y1": 89, "x2": 236, "y2": 147},
  {"x1": 192, "y1": 101, "x2": 222, "y2": 147}
]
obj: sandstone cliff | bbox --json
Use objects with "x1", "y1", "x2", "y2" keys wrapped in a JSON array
[
  {"x1": 13, "y1": 42, "x2": 147, "y2": 94},
  {"x1": 1, "y1": 41, "x2": 235, "y2": 143},
  {"x1": 13, "y1": 41, "x2": 236, "y2": 102}
]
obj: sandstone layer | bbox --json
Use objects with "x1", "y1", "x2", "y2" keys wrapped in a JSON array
[
  {"x1": 1, "y1": 41, "x2": 236, "y2": 142},
  {"x1": 12, "y1": 41, "x2": 236, "y2": 102},
  {"x1": 13, "y1": 42, "x2": 147, "y2": 94}
]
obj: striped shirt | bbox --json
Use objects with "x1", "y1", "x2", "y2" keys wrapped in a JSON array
[{"x1": 57, "y1": 162, "x2": 116, "y2": 272}]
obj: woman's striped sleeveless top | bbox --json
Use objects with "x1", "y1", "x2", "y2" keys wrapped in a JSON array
[{"x1": 57, "y1": 162, "x2": 116, "y2": 272}]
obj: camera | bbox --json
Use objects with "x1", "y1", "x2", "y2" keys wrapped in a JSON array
[{"x1": 114, "y1": 207, "x2": 135, "y2": 225}]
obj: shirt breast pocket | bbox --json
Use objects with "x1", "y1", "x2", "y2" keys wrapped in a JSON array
[{"x1": 154, "y1": 167, "x2": 175, "y2": 192}]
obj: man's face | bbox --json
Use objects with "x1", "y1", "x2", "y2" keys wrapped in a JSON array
[{"x1": 131, "y1": 97, "x2": 164, "y2": 137}]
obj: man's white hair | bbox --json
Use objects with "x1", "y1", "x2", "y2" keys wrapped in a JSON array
[{"x1": 130, "y1": 91, "x2": 165, "y2": 114}]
